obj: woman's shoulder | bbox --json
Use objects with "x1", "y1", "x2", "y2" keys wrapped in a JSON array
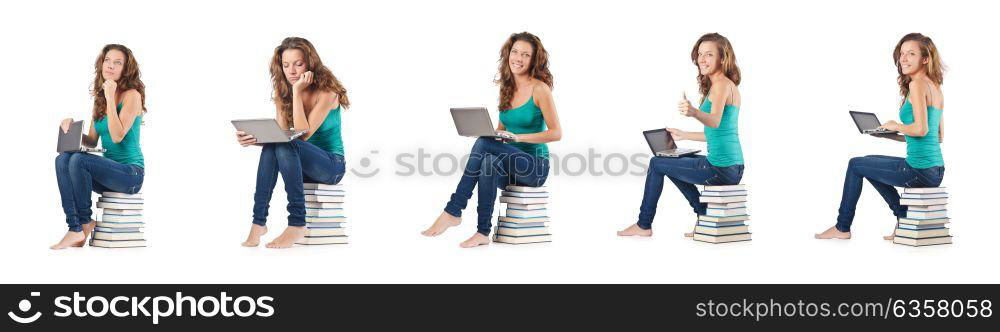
[{"x1": 531, "y1": 80, "x2": 553, "y2": 98}]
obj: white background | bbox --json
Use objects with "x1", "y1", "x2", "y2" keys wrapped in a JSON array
[{"x1": 1, "y1": 0, "x2": 996, "y2": 283}]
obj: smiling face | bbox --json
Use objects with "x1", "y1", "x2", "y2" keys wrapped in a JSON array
[
  {"x1": 508, "y1": 40, "x2": 533, "y2": 76},
  {"x1": 696, "y1": 41, "x2": 721, "y2": 76},
  {"x1": 102, "y1": 49, "x2": 125, "y2": 81},
  {"x1": 281, "y1": 48, "x2": 307, "y2": 85},
  {"x1": 898, "y1": 40, "x2": 928, "y2": 76}
]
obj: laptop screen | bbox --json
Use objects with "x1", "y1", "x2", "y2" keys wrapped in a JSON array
[
  {"x1": 643, "y1": 129, "x2": 677, "y2": 153},
  {"x1": 849, "y1": 111, "x2": 881, "y2": 132}
]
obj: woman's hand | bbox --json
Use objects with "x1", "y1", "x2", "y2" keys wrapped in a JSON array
[
  {"x1": 292, "y1": 71, "x2": 313, "y2": 92},
  {"x1": 497, "y1": 130, "x2": 519, "y2": 142},
  {"x1": 666, "y1": 128, "x2": 690, "y2": 141},
  {"x1": 60, "y1": 118, "x2": 73, "y2": 133},
  {"x1": 102, "y1": 80, "x2": 117, "y2": 101},
  {"x1": 678, "y1": 92, "x2": 697, "y2": 117},
  {"x1": 236, "y1": 131, "x2": 257, "y2": 147},
  {"x1": 879, "y1": 120, "x2": 902, "y2": 132}
]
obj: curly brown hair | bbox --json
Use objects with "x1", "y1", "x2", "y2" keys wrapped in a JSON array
[
  {"x1": 894, "y1": 33, "x2": 944, "y2": 100},
  {"x1": 91, "y1": 44, "x2": 146, "y2": 121},
  {"x1": 690, "y1": 33, "x2": 741, "y2": 102},
  {"x1": 494, "y1": 32, "x2": 553, "y2": 111},
  {"x1": 269, "y1": 37, "x2": 350, "y2": 125}
]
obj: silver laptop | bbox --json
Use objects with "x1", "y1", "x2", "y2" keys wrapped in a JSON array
[
  {"x1": 850, "y1": 111, "x2": 898, "y2": 135},
  {"x1": 643, "y1": 128, "x2": 699, "y2": 157},
  {"x1": 450, "y1": 107, "x2": 513, "y2": 140},
  {"x1": 231, "y1": 119, "x2": 306, "y2": 143},
  {"x1": 57, "y1": 121, "x2": 105, "y2": 153}
]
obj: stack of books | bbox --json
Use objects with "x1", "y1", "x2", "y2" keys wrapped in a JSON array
[
  {"x1": 296, "y1": 183, "x2": 348, "y2": 245},
  {"x1": 894, "y1": 187, "x2": 952, "y2": 246},
  {"x1": 494, "y1": 185, "x2": 551, "y2": 244},
  {"x1": 694, "y1": 184, "x2": 752, "y2": 244},
  {"x1": 91, "y1": 192, "x2": 146, "y2": 248}
]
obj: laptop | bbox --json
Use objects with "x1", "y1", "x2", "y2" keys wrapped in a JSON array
[
  {"x1": 850, "y1": 111, "x2": 898, "y2": 135},
  {"x1": 56, "y1": 120, "x2": 105, "y2": 153},
  {"x1": 231, "y1": 119, "x2": 306, "y2": 143},
  {"x1": 450, "y1": 107, "x2": 514, "y2": 140},
  {"x1": 643, "y1": 128, "x2": 699, "y2": 157}
]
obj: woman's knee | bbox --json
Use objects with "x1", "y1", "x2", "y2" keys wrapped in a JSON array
[{"x1": 55, "y1": 153, "x2": 72, "y2": 169}]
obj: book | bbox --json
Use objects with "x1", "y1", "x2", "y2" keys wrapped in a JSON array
[
  {"x1": 498, "y1": 216, "x2": 550, "y2": 223},
  {"x1": 703, "y1": 184, "x2": 746, "y2": 191},
  {"x1": 305, "y1": 228, "x2": 347, "y2": 237},
  {"x1": 101, "y1": 192, "x2": 142, "y2": 199},
  {"x1": 906, "y1": 210, "x2": 948, "y2": 219},
  {"x1": 892, "y1": 236, "x2": 952, "y2": 247},
  {"x1": 700, "y1": 190, "x2": 748, "y2": 197},
  {"x1": 305, "y1": 216, "x2": 347, "y2": 223},
  {"x1": 897, "y1": 224, "x2": 947, "y2": 230},
  {"x1": 506, "y1": 208, "x2": 548, "y2": 218},
  {"x1": 693, "y1": 233, "x2": 752, "y2": 244},
  {"x1": 506, "y1": 203, "x2": 547, "y2": 210},
  {"x1": 297, "y1": 236, "x2": 348, "y2": 245},
  {"x1": 695, "y1": 225, "x2": 750, "y2": 236},
  {"x1": 305, "y1": 195, "x2": 345, "y2": 203},
  {"x1": 699, "y1": 196, "x2": 747, "y2": 204},
  {"x1": 93, "y1": 231, "x2": 145, "y2": 241},
  {"x1": 705, "y1": 207, "x2": 747, "y2": 217},
  {"x1": 908, "y1": 205, "x2": 947, "y2": 212},
  {"x1": 497, "y1": 226, "x2": 551, "y2": 236},
  {"x1": 499, "y1": 196, "x2": 548, "y2": 205},
  {"x1": 698, "y1": 215, "x2": 749, "y2": 223},
  {"x1": 91, "y1": 239, "x2": 147, "y2": 248},
  {"x1": 306, "y1": 222, "x2": 346, "y2": 228},
  {"x1": 707, "y1": 202, "x2": 746, "y2": 209},
  {"x1": 304, "y1": 202, "x2": 344, "y2": 209},
  {"x1": 498, "y1": 221, "x2": 549, "y2": 228},
  {"x1": 698, "y1": 220, "x2": 747, "y2": 228},
  {"x1": 899, "y1": 198, "x2": 947, "y2": 206},
  {"x1": 101, "y1": 214, "x2": 143, "y2": 223},
  {"x1": 102, "y1": 209, "x2": 142, "y2": 216},
  {"x1": 303, "y1": 183, "x2": 344, "y2": 190},
  {"x1": 96, "y1": 221, "x2": 145, "y2": 228},
  {"x1": 903, "y1": 187, "x2": 947, "y2": 194},
  {"x1": 305, "y1": 208, "x2": 345, "y2": 217},
  {"x1": 95, "y1": 227, "x2": 143, "y2": 233},
  {"x1": 494, "y1": 234, "x2": 552, "y2": 244},
  {"x1": 98, "y1": 197, "x2": 144, "y2": 204},
  {"x1": 894, "y1": 228, "x2": 950, "y2": 239},
  {"x1": 502, "y1": 191, "x2": 549, "y2": 198},
  {"x1": 504, "y1": 185, "x2": 547, "y2": 193},
  {"x1": 898, "y1": 217, "x2": 950, "y2": 226},
  {"x1": 96, "y1": 202, "x2": 144, "y2": 210},
  {"x1": 900, "y1": 193, "x2": 948, "y2": 199},
  {"x1": 303, "y1": 189, "x2": 345, "y2": 196}
]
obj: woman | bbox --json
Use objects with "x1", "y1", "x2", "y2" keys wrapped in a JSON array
[
  {"x1": 52, "y1": 44, "x2": 147, "y2": 250},
  {"x1": 237, "y1": 37, "x2": 349, "y2": 248},
  {"x1": 421, "y1": 32, "x2": 563, "y2": 248},
  {"x1": 618, "y1": 33, "x2": 745, "y2": 238},
  {"x1": 816, "y1": 33, "x2": 945, "y2": 240}
]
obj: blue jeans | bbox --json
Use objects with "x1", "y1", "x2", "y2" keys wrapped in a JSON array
[
  {"x1": 444, "y1": 138, "x2": 550, "y2": 235},
  {"x1": 835, "y1": 155, "x2": 944, "y2": 232},
  {"x1": 636, "y1": 155, "x2": 743, "y2": 229},
  {"x1": 55, "y1": 152, "x2": 144, "y2": 232},
  {"x1": 252, "y1": 140, "x2": 346, "y2": 227}
]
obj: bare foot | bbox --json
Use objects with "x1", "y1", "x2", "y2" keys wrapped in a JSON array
[
  {"x1": 265, "y1": 226, "x2": 305, "y2": 249},
  {"x1": 50, "y1": 231, "x2": 86, "y2": 250},
  {"x1": 421, "y1": 211, "x2": 461, "y2": 237},
  {"x1": 82, "y1": 221, "x2": 96, "y2": 243},
  {"x1": 242, "y1": 224, "x2": 268, "y2": 247},
  {"x1": 883, "y1": 234, "x2": 895, "y2": 241},
  {"x1": 684, "y1": 232, "x2": 695, "y2": 238},
  {"x1": 459, "y1": 232, "x2": 491, "y2": 248},
  {"x1": 617, "y1": 224, "x2": 652, "y2": 237},
  {"x1": 815, "y1": 226, "x2": 851, "y2": 239}
]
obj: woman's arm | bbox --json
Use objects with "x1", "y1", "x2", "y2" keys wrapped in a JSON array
[
  {"x1": 103, "y1": 85, "x2": 142, "y2": 144},
  {"x1": 297, "y1": 91, "x2": 338, "y2": 141},
  {"x1": 83, "y1": 123, "x2": 99, "y2": 147},
  {"x1": 684, "y1": 85, "x2": 730, "y2": 128},
  {"x1": 667, "y1": 128, "x2": 706, "y2": 142},
  {"x1": 881, "y1": 81, "x2": 929, "y2": 137},
  {"x1": 509, "y1": 83, "x2": 562, "y2": 144}
]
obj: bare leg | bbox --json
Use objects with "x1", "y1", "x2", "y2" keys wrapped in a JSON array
[
  {"x1": 421, "y1": 211, "x2": 461, "y2": 237},
  {"x1": 242, "y1": 224, "x2": 268, "y2": 247}
]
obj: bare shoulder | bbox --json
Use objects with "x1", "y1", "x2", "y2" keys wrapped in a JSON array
[
  {"x1": 532, "y1": 80, "x2": 553, "y2": 100},
  {"x1": 123, "y1": 89, "x2": 142, "y2": 101}
]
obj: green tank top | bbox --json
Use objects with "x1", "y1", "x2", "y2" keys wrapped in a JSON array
[
  {"x1": 900, "y1": 99, "x2": 944, "y2": 168},
  {"x1": 95, "y1": 103, "x2": 144, "y2": 168},
  {"x1": 700, "y1": 99, "x2": 743, "y2": 167},
  {"x1": 499, "y1": 96, "x2": 548, "y2": 159},
  {"x1": 306, "y1": 106, "x2": 345, "y2": 156}
]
